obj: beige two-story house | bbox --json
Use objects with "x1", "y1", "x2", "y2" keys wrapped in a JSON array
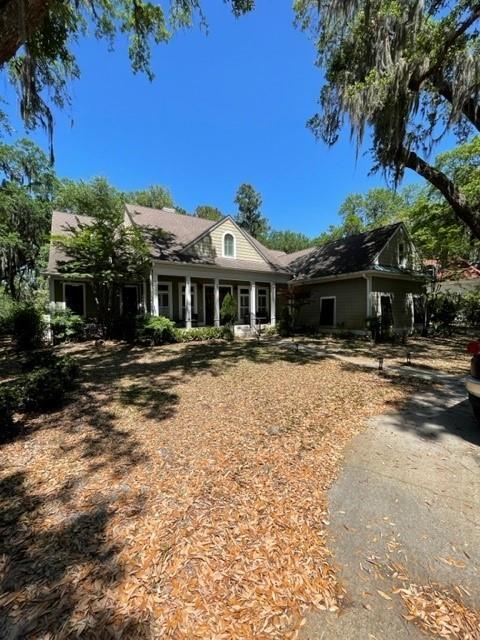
[{"x1": 46, "y1": 205, "x2": 426, "y2": 335}]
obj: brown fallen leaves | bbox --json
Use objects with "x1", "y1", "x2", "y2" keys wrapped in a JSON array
[
  {"x1": 397, "y1": 584, "x2": 480, "y2": 640},
  {"x1": 0, "y1": 342, "x2": 419, "y2": 639}
]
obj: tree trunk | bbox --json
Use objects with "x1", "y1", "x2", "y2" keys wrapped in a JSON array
[
  {"x1": 401, "y1": 147, "x2": 480, "y2": 240},
  {"x1": 0, "y1": 0, "x2": 50, "y2": 65}
]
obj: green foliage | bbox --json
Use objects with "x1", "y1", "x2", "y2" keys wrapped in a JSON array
[
  {"x1": 461, "y1": 291, "x2": 480, "y2": 326},
  {"x1": 263, "y1": 324, "x2": 278, "y2": 337},
  {"x1": 54, "y1": 177, "x2": 151, "y2": 336},
  {"x1": 136, "y1": 315, "x2": 177, "y2": 345},
  {"x1": 12, "y1": 303, "x2": 44, "y2": 351},
  {"x1": 264, "y1": 230, "x2": 314, "y2": 254},
  {"x1": 406, "y1": 138, "x2": 480, "y2": 265},
  {"x1": 21, "y1": 355, "x2": 79, "y2": 412},
  {"x1": 3, "y1": 1, "x2": 255, "y2": 154},
  {"x1": 0, "y1": 290, "x2": 14, "y2": 335},
  {"x1": 234, "y1": 183, "x2": 269, "y2": 239},
  {"x1": 126, "y1": 185, "x2": 174, "y2": 210},
  {"x1": 174, "y1": 326, "x2": 226, "y2": 342},
  {"x1": 297, "y1": 0, "x2": 480, "y2": 236},
  {"x1": 220, "y1": 293, "x2": 236, "y2": 326},
  {"x1": 0, "y1": 384, "x2": 20, "y2": 436},
  {"x1": 50, "y1": 309, "x2": 85, "y2": 344},
  {"x1": 194, "y1": 205, "x2": 224, "y2": 221},
  {"x1": 428, "y1": 293, "x2": 459, "y2": 334},
  {"x1": 0, "y1": 139, "x2": 56, "y2": 298}
]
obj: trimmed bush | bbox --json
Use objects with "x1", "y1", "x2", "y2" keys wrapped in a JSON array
[
  {"x1": 12, "y1": 303, "x2": 44, "y2": 351},
  {"x1": 22, "y1": 355, "x2": 79, "y2": 412},
  {"x1": 174, "y1": 326, "x2": 226, "y2": 342},
  {"x1": 50, "y1": 309, "x2": 85, "y2": 344},
  {"x1": 263, "y1": 324, "x2": 278, "y2": 337},
  {"x1": 136, "y1": 315, "x2": 177, "y2": 345},
  {"x1": 0, "y1": 385, "x2": 20, "y2": 436}
]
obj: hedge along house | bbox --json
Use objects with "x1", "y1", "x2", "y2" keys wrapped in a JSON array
[{"x1": 45, "y1": 206, "x2": 426, "y2": 335}]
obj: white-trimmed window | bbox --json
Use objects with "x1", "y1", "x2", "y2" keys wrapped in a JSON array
[
  {"x1": 179, "y1": 282, "x2": 198, "y2": 319},
  {"x1": 223, "y1": 232, "x2": 236, "y2": 258},
  {"x1": 158, "y1": 281, "x2": 172, "y2": 318},
  {"x1": 256, "y1": 287, "x2": 269, "y2": 320},
  {"x1": 238, "y1": 287, "x2": 250, "y2": 323},
  {"x1": 319, "y1": 296, "x2": 336, "y2": 327},
  {"x1": 63, "y1": 282, "x2": 86, "y2": 317}
]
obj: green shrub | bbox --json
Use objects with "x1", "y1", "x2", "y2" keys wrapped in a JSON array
[
  {"x1": 136, "y1": 315, "x2": 177, "y2": 345},
  {"x1": 174, "y1": 326, "x2": 226, "y2": 342},
  {"x1": 0, "y1": 385, "x2": 20, "y2": 437},
  {"x1": 0, "y1": 292, "x2": 15, "y2": 336},
  {"x1": 12, "y1": 303, "x2": 44, "y2": 351},
  {"x1": 263, "y1": 324, "x2": 278, "y2": 337},
  {"x1": 22, "y1": 355, "x2": 79, "y2": 412},
  {"x1": 220, "y1": 293, "x2": 236, "y2": 327},
  {"x1": 50, "y1": 309, "x2": 85, "y2": 344},
  {"x1": 460, "y1": 292, "x2": 480, "y2": 327}
]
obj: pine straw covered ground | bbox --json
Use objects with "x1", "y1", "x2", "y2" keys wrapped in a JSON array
[
  {"x1": 397, "y1": 584, "x2": 480, "y2": 639},
  {"x1": 0, "y1": 341, "x2": 420, "y2": 639}
]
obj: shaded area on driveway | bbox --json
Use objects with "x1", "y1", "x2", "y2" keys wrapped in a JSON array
[{"x1": 300, "y1": 374, "x2": 480, "y2": 639}]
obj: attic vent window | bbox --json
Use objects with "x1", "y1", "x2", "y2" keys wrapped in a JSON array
[
  {"x1": 223, "y1": 233, "x2": 235, "y2": 258},
  {"x1": 398, "y1": 242, "x2": 406, "y2": 267}
]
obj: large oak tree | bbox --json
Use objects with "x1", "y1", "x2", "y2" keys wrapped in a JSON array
[{"x1": 296, "y1": 0, "x2": 480, "y2": 238}]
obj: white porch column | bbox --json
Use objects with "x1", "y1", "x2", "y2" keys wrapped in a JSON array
[
  {"x1": 150, "y1": 271, "x2": 158, "y2": 316},
  {"x1": 365, "y1": 275, "x2": 372, "y2": 318},
  {"x1": 250, "y1": 281, "x2": 256, "y2": 328},
  {"x1": 214, "y1": 278, "x2": 220, "y2": 327},
  {"x1": 185, "y1": 275, "x2": 192, "y2": 329},
  {"x1": 270, "y1": 282, "x2": 276, "y2": 326},
  {"x1": 143, "y1": 279, "x2": 148, "y2": 312}
]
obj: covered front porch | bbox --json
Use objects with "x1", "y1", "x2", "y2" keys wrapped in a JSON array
[{"x1": 150, "y1": 263, "x2": 287, "y2": 331}]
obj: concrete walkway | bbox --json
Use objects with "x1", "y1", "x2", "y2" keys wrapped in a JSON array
[{"x1": 299, "y1": 377, "x2": 480, "y2": 639}]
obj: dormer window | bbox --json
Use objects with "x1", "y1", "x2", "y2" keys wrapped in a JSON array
[{"x1": 223, "y1": 232, "x2": 235, "y2": 258}]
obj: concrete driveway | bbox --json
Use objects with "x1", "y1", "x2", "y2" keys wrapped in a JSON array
[{"x1": 300, "y1": 373, "x2": 480, "y2": 639}]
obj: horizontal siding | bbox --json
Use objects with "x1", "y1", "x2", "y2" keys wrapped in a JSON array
[
  {"x1": 378, "y1": 227, "x2": 420, "y2": 270},
  {"x1": 372, "y1": 277, "x2": 425, "y2": 328},
  {"x1": 189, "y1": 218, "x2": 266, "y2": 263},
  {"x1": 296, "y1": 278, "x2": 367, "y2": 330}
]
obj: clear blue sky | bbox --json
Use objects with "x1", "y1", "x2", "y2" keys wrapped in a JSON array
[{"x1": 0, "y1": 1, "x2": 455, "y2": 237}]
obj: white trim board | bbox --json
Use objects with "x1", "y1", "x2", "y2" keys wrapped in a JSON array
[
  {"x1": 178, "y1": 282, "x2": 198, "y2": 319},
  {"x1": 222, "y1": 231, "x2": 236, "y2": 259},
  {"x1": 157, "y1": 280, "x2": 173, "y2": 318}
]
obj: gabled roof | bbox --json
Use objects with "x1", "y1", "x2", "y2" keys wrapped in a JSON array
[
  {"x1": 125, "y1": 204, "x2": 288, "y2": 273},
  {"x1": 290, "y1": 222, "x2": 405, "y2": 280},
  {"x1": 46, "y1": 210, "x2": 93, "y2": 274}
]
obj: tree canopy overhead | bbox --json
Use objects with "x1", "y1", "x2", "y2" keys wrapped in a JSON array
[
  {"x1": 0, "y1": 139, "x2": 56, "y2": 298},
  {"x1": 0, "y1": 0, "x2": 255, "y2": 156},
  {"x1": 296, "y1": 0, "x2": 480, "y2": 237}
]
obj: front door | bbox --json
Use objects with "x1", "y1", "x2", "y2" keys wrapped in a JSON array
[
  {"x1": 205, "y1": 286, "x2": 214, "y2": 325},
  {"x1": 204, "y1": 286, "x2": 232, "y2": 325}
]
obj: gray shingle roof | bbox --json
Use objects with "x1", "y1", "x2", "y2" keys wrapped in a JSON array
[
  {"x1": 45, "y1": 208, "x2": 407, "y2": 281},
  {"x1": 46, "y1": 211, "x2": 93, "y2": 273},
  {"x1": 290, "y1": 223, "x2": 404, "y2": 279}
]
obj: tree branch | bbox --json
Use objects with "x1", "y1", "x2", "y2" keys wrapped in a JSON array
[
  {"x1": 434, "y1": 75, "x2": 480, "y2": 132},
  {"x1": 409, "y1": 4, "x2": 480, "y2": 91},
  {"x1": 401, "y1": 147, "x2": 480, "y2": 239},
  {"x1": 0, "y1": 0, "x2": 51, "y2": 66}
]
